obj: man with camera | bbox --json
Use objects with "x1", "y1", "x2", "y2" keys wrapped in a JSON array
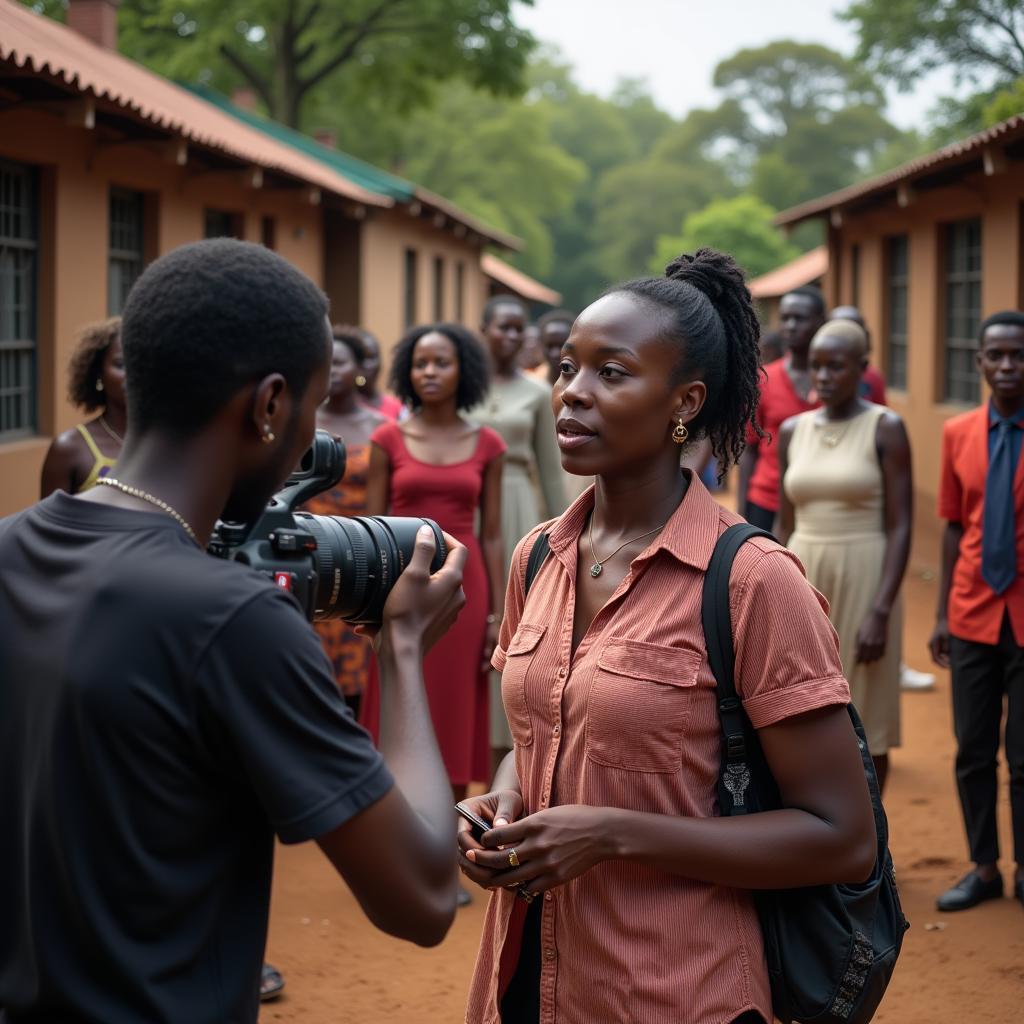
[{"x1": 0, "y1": 240, "x2": 466, "y2": 1023}]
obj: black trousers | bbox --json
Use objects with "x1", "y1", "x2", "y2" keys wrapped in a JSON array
[
  {"x1": 950, "y1": 614, "x2": 1024, "y2": 866},
  {"x1": 743, "y1": 500, "x2": 776, "y2": 534}
]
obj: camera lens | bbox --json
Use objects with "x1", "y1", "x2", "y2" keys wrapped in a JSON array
[{"x1": 295, "y1": 514, "x2": 447, "y2": 625}]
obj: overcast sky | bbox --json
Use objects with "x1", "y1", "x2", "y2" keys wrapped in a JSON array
[{"x1": 515, "y1": 0, "x2": 957, "y2": 130}]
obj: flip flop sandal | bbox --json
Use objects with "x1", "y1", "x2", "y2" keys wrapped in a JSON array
[{"x1": 260, "y1": 962, "x2": 286, "y2": 1002}]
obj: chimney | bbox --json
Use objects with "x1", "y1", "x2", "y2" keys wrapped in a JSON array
[
  {"x1": 232, "y1": 87, "x2": 259, "y2": 112},
  {"x1": 67, "y1": 0, "x2": 121, "y2": 51},
  {"x1": 313, "y1": 129, "x2": 337, "y2": 150}
]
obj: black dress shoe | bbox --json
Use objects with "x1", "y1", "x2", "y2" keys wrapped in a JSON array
[{"x1": 936, "y1": 871, "x2": 1003, "y2": 912}]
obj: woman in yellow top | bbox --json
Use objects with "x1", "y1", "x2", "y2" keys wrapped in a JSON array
[{"x1": 40, "y1": 318, "x2": 124, "y2": 497}]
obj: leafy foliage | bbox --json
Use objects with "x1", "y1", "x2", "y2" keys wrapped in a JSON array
[{"x1": 652, "y1": 195, "x2": 800, "y2": 281}]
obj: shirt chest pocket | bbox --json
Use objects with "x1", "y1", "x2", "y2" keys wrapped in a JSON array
[
  {"x1": 586, "y1": 637, "x2": 702, "y2": 773},
  {"x1": 500, "y1": 623, "x2": 547, "y2": 747}
]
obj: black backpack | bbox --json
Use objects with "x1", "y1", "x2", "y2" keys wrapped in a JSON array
[{"x1": 523, "y1": 524, "x2": 908, "y2": 1024}]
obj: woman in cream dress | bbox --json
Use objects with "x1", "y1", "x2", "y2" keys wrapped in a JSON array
[
  {"x1": 471, "y1": 295, "x2": 567, "y2": 765},
  {"x1": 779, "y1": 319, "x2": 913, "y2": 793}
]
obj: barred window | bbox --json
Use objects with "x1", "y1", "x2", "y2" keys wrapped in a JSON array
[
  {"x1": 943, "y1": 219, "x2": 982, "y2": 403},
  {"x1": 108, "y1": 188, "x2": 145, "y2": 315},
  {"x1": 455, "y1": 261, "x2": 465, "y2": 323},
  {"x1": 886, "y1": 236, "x2": 909, "y2": 390},
  {"x1": 0, "y1": 160, "x2": 37, "y2": 439}
]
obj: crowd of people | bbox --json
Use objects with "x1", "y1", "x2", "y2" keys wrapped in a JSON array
[{"x1": 2, "y1": 235, "x2": 1021, "y2": 1023}]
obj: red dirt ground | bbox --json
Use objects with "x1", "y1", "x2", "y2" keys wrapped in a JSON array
[{"x1": 260, "y1": 509, "x2": 1023, "y2": 1023}]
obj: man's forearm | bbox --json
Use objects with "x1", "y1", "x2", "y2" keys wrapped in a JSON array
[
  {"x1": 936, "y1": 523, "x2": 963, "y2": 620},
  {"x1": 376, "y1": 639, "x2": 454, "y2": 837}
]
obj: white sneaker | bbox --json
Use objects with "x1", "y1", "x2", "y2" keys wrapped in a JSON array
[{"x1": 900, "y1": 663, "x2": 936, "y2": 691}]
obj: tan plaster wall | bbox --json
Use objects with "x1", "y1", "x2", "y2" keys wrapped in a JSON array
[
  {"x1": 826, "y1": 167, "x2": 1024, "y2": 502},
  {"x1": 357, "y1": 209, "x2": 487, "y2": 368},
  {"x1": 0, "y1": 108, "x2": 325, "y2": 516}
]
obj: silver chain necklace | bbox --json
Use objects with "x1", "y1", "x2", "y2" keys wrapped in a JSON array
[
  {"x1": 587, "y1": 515, "x2": 666, "y2": 578},
  {"x1": 95, "y1": 478, "x2": 199, "y2": 545}
]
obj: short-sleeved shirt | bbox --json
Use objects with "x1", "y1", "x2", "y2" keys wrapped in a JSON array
[
  {"x1": 0, "y1": 492, "x2": 393, "y2": 1023},
  {"x1": 938, "y1": 404, "x2": 1024, "y2": 645},
  {"x1": 465, "y1": 474, "x2": 850, "y2": 1024},
  {"x1": 747, "y1": 357, "x2": 818, "y2": 512}
]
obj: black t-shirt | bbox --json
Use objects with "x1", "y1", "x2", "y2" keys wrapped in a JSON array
[{"x1": 0, "y1": 492, "x2": 393, "y2": 1023}]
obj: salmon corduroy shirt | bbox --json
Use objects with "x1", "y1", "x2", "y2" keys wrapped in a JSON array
[{"x1": 466, "y1": 474, "x2": 850, "y2": 1024}]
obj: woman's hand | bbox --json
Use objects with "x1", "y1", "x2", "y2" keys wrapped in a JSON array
[
  {"x1": 466, "y1": 805, "x2": 618, "y2": 895},
  {"x1": 854, "y1": 608, "x2": 889, "y2": 664},
  {"x1": 456, "y1": 788, "x2": 524, "y2": 891},
  {"x1": 481, "y1": 620, "x2": 500, "y2": 674}
]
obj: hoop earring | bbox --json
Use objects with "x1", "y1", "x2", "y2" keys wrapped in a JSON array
[
  {"x1": 672, "y1": 420, "x2": 688, "y2": 445},
  {"x1": 95, "y1": 379, "x2": 105, "y2": 392},
  {"x1": 355, "y1": 375, "x2": 367, "y2": 388}
]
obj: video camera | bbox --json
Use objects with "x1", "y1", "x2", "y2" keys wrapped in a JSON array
[{"x1": 208, "y1": 430, "x2": 446, "y2": 625}]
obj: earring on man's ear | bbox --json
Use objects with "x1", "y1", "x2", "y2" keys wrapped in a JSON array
[
  {"x1": 262, "y1": 425, "x2": 276, "y2": 444},
  {"x1": 95, "y1": 379, "x2": 105, "y2": 392},
  {"x1": 355, "y1": 375, "x2": 367, "y2": 388},
  {"x1": 672, "y1": 420, "x2": 689, "y2": 445}
]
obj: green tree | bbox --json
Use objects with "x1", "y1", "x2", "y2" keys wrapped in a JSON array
[
  {"x1": 381, "y1": 82, "x2": 586, "y2": 280},
  {"x1": 651, "y1": 195, "x2": 799, "y2": 280},
  {"x1": 842, "y1": 0, "x2": 1024, "y2": 91},
  {"x1": 983, "y1": 78, "x2": 1024, "y2": 124},
  {"x1": 710, "y1": 41, "x2": 902, "y2": 201},
  {"x1": 25, "y1": 0, "x2": 535, "y2": 129}
]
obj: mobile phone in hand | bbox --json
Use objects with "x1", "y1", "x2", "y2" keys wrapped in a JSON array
[
  {"x1": 455, "y1": 802, "x2": 493, "y2": 841},
  {"x1": 455, "y1": 802, "x2": 534, "y2": 903}
]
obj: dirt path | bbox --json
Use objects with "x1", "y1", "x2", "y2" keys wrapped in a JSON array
[{"x1": 261, "y1": 511, "x2": 1023, "y2": 1023}]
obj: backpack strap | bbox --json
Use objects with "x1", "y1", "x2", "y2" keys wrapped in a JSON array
[
  {"x1": 702, "y1": 522, "x2": 774, "y2": 815},
  {"x1": 523, "y1": 532, "x2": 551, "y2": 597}
]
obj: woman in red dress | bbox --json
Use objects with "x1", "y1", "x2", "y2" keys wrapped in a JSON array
[{"x1": 366, "y1": 323, "x2": 506, "y2": 799}]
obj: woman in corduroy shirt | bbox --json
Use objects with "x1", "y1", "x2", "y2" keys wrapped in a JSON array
[{"x1": 457, "y1": 250, "x2": 876, "y2": 1024}]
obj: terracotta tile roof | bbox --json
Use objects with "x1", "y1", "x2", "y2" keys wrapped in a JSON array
[
  {"x1": 747, "y1": 246, "x2": 827, "y2": 299},
  {"x1": 775, "y1": 114, "x2": 1024, "y2": 226},
  {"x1": 482, "y1": 253, "x2": 561, "y2": 306},
  {"x1": 0, "y1": 0, "x2": 388, "y2": 207}
]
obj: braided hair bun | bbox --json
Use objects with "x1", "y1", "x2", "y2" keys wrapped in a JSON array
[{"x1": 610, "y1": 248, "x2": 763, "y2": 474}]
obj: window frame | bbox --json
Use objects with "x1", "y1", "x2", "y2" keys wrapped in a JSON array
[
  {"x1": 884, "y1": 235, "x2": 909, "y2": 391},
  {"x1": 404, "y1": 248, "x2": 418, "y2": 328},
  {"x1": 0, "y1": 158, "x2": 39, "y2": 440},
  {"x1": 940, "y1": 218, "x2": 982, "y2": 404},
  {"x1": 108, "y1": 186, "x2": 146, "y2": 316}
]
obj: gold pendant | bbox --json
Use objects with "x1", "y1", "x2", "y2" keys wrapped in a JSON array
[{"x1": 590, "y1": 563, "x2": 603, "y2": 578}]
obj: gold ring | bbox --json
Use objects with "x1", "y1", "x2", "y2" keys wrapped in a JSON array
[{"x1": 508, "y1": 848, "x2": 520, "y2": 868}]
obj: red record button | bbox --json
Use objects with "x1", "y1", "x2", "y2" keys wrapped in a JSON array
[{"x1": 274, "y1": 572, "x2": 293, "y2": 591}]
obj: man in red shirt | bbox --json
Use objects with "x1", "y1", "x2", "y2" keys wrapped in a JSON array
[
  {"x1": 930, "y1": 310, "x2": 1024, "y2": 913},
  {"x1": 738, "y1": 286, "x2": 824, "y2": 532},
  {"x1": 830, "y1": 305, "x2": 887, "y2": 405}
]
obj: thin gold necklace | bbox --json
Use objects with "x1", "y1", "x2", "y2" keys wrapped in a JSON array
[
  {"x1": 95, "y1": 478, "x2": 199, "y2": 545},
  {"x1": 97, "y1": 415, "x2": 123, "y2": 445},
  {"x1": 587, "y1": 515, "x2": 666, "y2": 578}
]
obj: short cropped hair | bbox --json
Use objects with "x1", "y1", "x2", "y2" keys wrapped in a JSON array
[
  {"x1": 979, "y1": 310, "x2": 1024, "y2": 342},
  {"x1": 782, "y1": 285, "x2": 826, "y2": 317},
  {"x1": 67, "y1": 317, "x2": 121, "y2": 412},
  {"x1": 120, "y1": 239, "x2": 329, "y2": 437},
  {"x1": 389, "y1": 323, "x2": 490, "y2": 412},
  {"x1": 537, "y1": 308, "x2": 576, "y2": 332},
  {"x1": 482, "y1": 293, "x2": 526, "y2": 326}
]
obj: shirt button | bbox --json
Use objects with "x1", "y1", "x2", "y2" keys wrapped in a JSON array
[
  {"x1": 545, "y1": 948, "x2": 556, "y2": 960},
  {"x1": 544, "y1": 892, "x2": 553, "y2": 902},
  {"x1": 557, "y1": 667, "x2": 566, "y2": 678},
  {"x1": 552, "y1": 724, "x2": 560, "y2": 735},
  {"x1": 541, "y1": 796, "x2": 547, "y2": 806}
]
